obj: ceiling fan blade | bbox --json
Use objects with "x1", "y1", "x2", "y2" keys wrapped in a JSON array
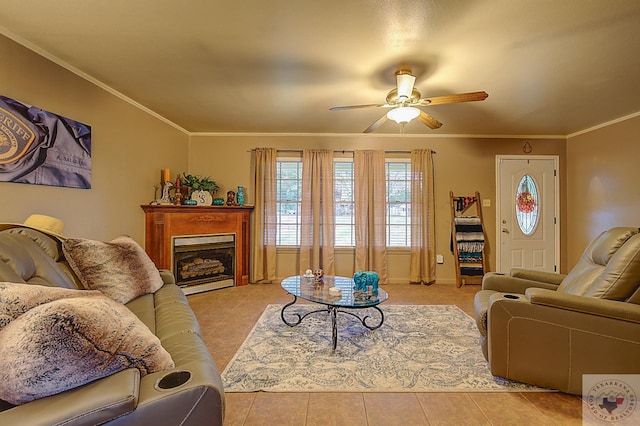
[
  {"x1": 363, "y1": 114, "x2": 389, "y2": 133},
  {"x1": 330, "y1": 103, "x2": 388, "y2": 111},
  {"x1": 396, "y1": 73, "x2": 416, "y2": 99},
  {"x1": 420, "y1": 91, "x2": 488, "y2": 106},
  {"x1": 418, "y1": 110, "x2": 443, "y2": 129}
]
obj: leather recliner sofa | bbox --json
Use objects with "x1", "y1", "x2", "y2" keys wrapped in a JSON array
[
  {"x1": 474, "y1": 227, "x2": 640, "y2": 395},
  {"x1": 0, "y1": 226, "x2": 225, "y2": 425}
]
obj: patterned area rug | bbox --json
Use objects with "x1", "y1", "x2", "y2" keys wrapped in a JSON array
[{"x1": 222, "y1": 304, "x2": 548, "y2": 393}]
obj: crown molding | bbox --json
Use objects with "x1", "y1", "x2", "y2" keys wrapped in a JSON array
[
  {"x1": 188, "y1": 131, "x2": 566, "y2": 139},
  {"x1": 567, "y1": 111, "x2": 640, "y2": 139}
]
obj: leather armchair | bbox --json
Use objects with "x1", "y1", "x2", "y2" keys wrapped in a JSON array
[{"x1": 474, "y1": 227, "x2": 640, "y2": 395}]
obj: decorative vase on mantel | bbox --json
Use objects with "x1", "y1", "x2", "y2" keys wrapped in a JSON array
[{"x1": 237, "y1": 186, "x2": 245, "y2": 206}]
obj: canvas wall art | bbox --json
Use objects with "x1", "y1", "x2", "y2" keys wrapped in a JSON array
[{"x1": 0, "y1": 95, "x2": 91, "y2": 189}]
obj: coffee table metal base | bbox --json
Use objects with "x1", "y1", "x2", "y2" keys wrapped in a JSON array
[{"x1": 280, "y1": 295, "x2": 384, "y2": 350}]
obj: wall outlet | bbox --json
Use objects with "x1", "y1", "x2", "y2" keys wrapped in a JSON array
[
  {"x1": 436, "y1": 254, "x2": 444, "y2": 264},
  {"x1": 482, "y1": 199, "x2": 491, "y2": 207}
]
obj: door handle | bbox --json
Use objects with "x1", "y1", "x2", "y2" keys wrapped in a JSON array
[{"x1": 502, "y1": 228, "x2": 509, "y2": 234}]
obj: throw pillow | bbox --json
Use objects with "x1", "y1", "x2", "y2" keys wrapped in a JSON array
[
  {"x1": 63, "y1": 236, "x2": 164, "y2": 304},
  {"x1": 0, "y1": 295, "x2": 174, "y2": 405},
  {"x1": 0, "y1": 282, "x2": 103, "y2": 330}
]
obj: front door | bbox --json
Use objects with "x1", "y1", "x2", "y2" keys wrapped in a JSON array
[{"x1": 496, "y1": 156, "x2": 559, "y2": 273}]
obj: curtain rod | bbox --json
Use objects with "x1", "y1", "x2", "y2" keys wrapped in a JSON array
[{"x1": 248, "y1": 149, "x2": 436, "y2": 154}]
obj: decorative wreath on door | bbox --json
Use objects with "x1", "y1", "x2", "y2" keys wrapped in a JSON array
[{"x1": 516, "y1": 191, "x2": 537, "y2": 213}]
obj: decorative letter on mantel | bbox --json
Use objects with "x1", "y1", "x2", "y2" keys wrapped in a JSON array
[{"x1": 141, "y1": 205, "x2": 253, "y2": 287}]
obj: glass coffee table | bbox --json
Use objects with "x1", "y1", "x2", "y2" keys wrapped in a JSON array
[{"x1": 280, "y1": 275, "x2": 388, "y2": 349}]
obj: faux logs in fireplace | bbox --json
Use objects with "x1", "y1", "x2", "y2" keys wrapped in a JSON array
[{"x1": 173, "y1": 233, "x2": 235, "y2": 294}]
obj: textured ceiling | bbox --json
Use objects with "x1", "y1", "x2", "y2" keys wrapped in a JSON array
[{"x1": 1, "y1": 0, "x2": 640, "y2": 136}]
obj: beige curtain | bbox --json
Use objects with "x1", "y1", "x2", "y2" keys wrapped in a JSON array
[
  {"x1": 354, "y1": 150, "x2": 388, "y2": 283},
  {"x1": 299, "y1": 149, "x2": 335, "y2": 275},
  {"x1": 409, "y1": 149, "x2": 436, "y2": 284},
  {"x1": 250, "y1": 148, "x2": 277, "y2": 282}
]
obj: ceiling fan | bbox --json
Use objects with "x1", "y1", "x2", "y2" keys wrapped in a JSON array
[{"x1": 330, "y1": 70, "x2": 488, "y2": 133}]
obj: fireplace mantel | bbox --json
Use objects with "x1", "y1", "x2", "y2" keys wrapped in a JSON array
[{"x1": 141, "y1": 205, "x2": 253, "y2": 286}]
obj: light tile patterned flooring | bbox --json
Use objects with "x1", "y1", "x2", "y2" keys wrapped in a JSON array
[{"x1": 187, "y1": 283, "x2": 583, "y2": 425}]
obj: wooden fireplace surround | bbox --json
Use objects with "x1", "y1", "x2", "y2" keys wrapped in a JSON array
[{"x1": 141, "y1": 205, "x2": 253, "y2": 286}]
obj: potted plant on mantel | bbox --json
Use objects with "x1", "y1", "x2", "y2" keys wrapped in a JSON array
[{"x1": 180, "y1": 173, "x2": 219, "y2": 205}]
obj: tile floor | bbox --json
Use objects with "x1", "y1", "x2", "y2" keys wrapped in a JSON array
[{"x1": 187, "y1": 283, "x2": 583, "y2": 425}]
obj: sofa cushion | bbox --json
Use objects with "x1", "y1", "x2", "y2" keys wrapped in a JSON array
[
  {"x1": 63, "y1": 236, "x2": 163, "y2": 304},
  {"x1": 0, "y1": 284, "x2": 174, "y2": 405}
]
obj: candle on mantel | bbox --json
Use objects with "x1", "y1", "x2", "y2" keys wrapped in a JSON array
[{"x1": 161, "y1": 168, "x2": 170, "y2": 183}]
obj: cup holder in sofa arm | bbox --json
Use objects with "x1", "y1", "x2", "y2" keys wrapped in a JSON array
[
  {"x1": 155, "y1": 370, "x2": 192, "y2": 391},
  {"x1": 502, "y1": 294, "x2": 521, "y2": 300}
]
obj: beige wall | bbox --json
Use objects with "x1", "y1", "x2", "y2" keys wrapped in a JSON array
[
  {"x1": 10, "y1": 32, "x2": 637, "y2": 284},
  {"x1": 189, "y1": 134, "x2": 565, "y2": 283},
  {"x1": 566, "y1": 115, "x2": 640, "y2": 266},
  {"x1": 0, "y1": 36, "x2": 189, "y2": 243}
]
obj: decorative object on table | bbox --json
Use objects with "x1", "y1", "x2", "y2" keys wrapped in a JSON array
[
  {"x1": 191, "y1": 190, "x2": 213, "y2": 206},
  {"x1": 353, "y1": 270, "x2": 379, "y2": 299},
  {"x1": 236, "y1": 186, "x2": 245, "y2": 206},
  {"x1": 353, "y1": 271, "x2": 366, "y2": 292},
  {"x1": 302, "y1": 269, "x2": 314, "y2": 285},
  {"x1": 213, "y1": 197, "x2": 225, "y2": 206},
  {"x1": 226, "y1": 190, "x2": 238, "y2": 206},
  {"x1": 313, "y1": 269, "x2": 324, "y2": 291},
  {"x1": 183, "y1": 199, "x2": 197, "y2": 206},
  {"x1": 328, "y1": 287, "x2": 342, "y2": 297}
]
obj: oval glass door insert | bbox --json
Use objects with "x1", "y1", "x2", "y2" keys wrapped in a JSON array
[{"x1": 515, "y1": 174, "x2": 539, "y2": 235}]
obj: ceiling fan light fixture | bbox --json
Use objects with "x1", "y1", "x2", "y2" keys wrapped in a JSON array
[{"x1": 387, "y1": 106, "x2": 420, "y2": 124}]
